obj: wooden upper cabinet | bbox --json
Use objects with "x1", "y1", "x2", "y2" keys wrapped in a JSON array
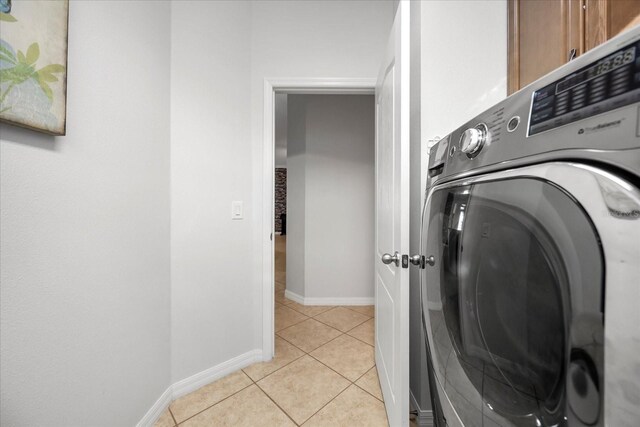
[
  {"x1": 508, "y1": 0, "x2": 582, "y2": 94},
  {"x1": 508, "y1": 0, "x2": 640, "y2": 95},
  {"x1": 585, "y1": 0, "x2": 640, "y2": 50}
]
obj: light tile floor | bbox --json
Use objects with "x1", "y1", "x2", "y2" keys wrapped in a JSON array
[
  {"x1": 154, "y1": 235, "x2": 389, "y2": 426},
  {"x1": 155, "y1": 303, "x2": 386, "y2": 426}
]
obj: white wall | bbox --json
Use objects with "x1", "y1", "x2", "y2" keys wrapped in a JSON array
[
  {"x1": 250, "y1": 0, "x2": 393, "y2": 347},
  {"x1": 170, "y1": 0, "x2": 254, "y2": 383},
  {"x1": 421, "y1": 1, "x2": 508, "y2": 141},
  {"x1": 410, "y1": 0, "x2": 508, "y2": 413},
  {"x1": 274, "y1": 93, "x2": 287, "y2": 168},
  {"x1": 170, "y1": 0, "x2": 393, "y2": 382},
  {"x1": 287, "y1": 95, "x2": 375, "y2": 301},
  {"x1": 1, "y1": 1, "x2": 396, "y2": 422},
  {"x1": 0, "y1": 1, "x2": 172, "y2": 425},
  {"x1": 286, "y1": 96, "x2": 306, "y2": 298}
]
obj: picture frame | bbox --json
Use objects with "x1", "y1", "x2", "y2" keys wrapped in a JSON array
[{"x1": 0, "y1": 0, "x2": 69, "y2": 135}]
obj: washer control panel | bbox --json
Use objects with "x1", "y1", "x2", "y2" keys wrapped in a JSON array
[
  {"x1": 428, "y1": 26, "x2": 640, "y2": 186},
  {"x1": 459, "y1": 123, "x2": 488, "y2": 157},
  {"x1": 529, "y1": 39, "x2": 640, "y2": 136}
]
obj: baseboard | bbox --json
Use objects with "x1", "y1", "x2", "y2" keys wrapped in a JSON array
[
  {"x1": 284, "y1": 289, "x2": 373, "y2": 306},
  {"x1": 172, "y1": 349, "x2": 263, "y2": 399},
  {"x1": 137, "y1": 349, "x2": 263, "y2": 427},
  {"x1": 284, "y1": 289, "x2": 305, "y2": 304},
  {"x1": 136, "y1": 385, "x2": 173, "y2": 427},
  {"x1": 305, "y1": 296, "x2": 374, "y2": 306},
  {"x1": 410, "y1": 390, "x2": 435, "y2": 427}
]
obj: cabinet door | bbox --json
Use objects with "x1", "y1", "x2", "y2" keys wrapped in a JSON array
[
  {"x1": 509, "y1": 0, "x2": 640, "y2": 95},
  {"x1": 508, "y1": 0, "x2": 582, "y2": 94},
  {"x1": 585, "y1": 0, "x2": 640, "y2": 51}
]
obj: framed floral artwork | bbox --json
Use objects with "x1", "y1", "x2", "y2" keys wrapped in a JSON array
[{"x1": 0, "y1": 0, "x2": 69, "y2": 135}]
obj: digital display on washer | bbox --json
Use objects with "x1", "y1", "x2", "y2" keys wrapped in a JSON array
[{"x1": 529, "y1": 39, "x2": 640, "y2": 136}]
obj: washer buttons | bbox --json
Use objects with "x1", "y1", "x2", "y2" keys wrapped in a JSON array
[{"x1": 507, "y1": 116, "x2": 520, "y2": 132}]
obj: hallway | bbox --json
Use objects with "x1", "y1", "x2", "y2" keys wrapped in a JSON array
[{"x1": 153, "y1": 235, "x2": 388, "y2": 426}]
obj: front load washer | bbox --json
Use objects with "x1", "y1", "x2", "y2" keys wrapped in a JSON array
[{"x1": 420, "y1": 26, "x2": 640, "y2": 427}]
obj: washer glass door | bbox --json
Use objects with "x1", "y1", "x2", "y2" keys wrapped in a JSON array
[{"x1": 422, "y1": 177, "x2": 604, "y2": 427}]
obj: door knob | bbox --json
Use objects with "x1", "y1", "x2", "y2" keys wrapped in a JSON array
[
  {"x1": 409, "y1": 255, "x2": 423, "y2": 266},
  {"x1": 425, "y1": 255, "x2": 435, "y2": 266},
  {"x1": 381, "y1": 251, "x2": 400, "y2": 266}
]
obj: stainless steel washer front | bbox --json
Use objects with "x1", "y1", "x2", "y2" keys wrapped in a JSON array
[{"x1": 420, "y1": 162, "x2": 640, "y2": 427}]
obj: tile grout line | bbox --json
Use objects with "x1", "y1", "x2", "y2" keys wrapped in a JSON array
[
  {"x1": 256, "y1": 323, "x2": 348, "y2": 385},
  {"x1": 270, "y1": 301, "x2": 383, "y2": 424},
  {"x1": 347, "y1": 349, "x2": 385, "y2": 404},
  {"x1": 353, "y1": 380, "x2": 385, "y2": 403},
  {"x1": 270, "y1": 314, "x2": 371, "y2": 422},
  {"x1": 279, "y1": 329, "x2": 349, "y2": 361},
  {"x1": 277, "y1": 317, "x2": 324, "y2": 335},
  {"x1": 278, "y1": 329, "x2": 345, "y2": 359},
  {"x1": 351, "y1": 363, "x2": 376, "y2": 384},
  {"x1": 275, "y1": 308, "x2": 375, "y2": 384},
  {"x1": 275, "y1": 318, "x2": 310, "y2": 334},
  {"x1": 168, "y1": 406, "x2": 178, "y2": 426},
  {"x1": 276, "y1": 310, "x2": 371, "y2": 347},
  {"x1": 248, "y1": 370, "x2": 301, "y2": 426},
  {"x1": 343, "y1": 305, "x2": 375, "y2": 317},
  {"x1": 172, "y1": 379, "x2": 255, "y2": 426},
  {"x1": 282, "y1": 319, "x2": 378, "y2": 406},
  {"x1": 274, "y1": 249, "x2": 385, "y2": 424},
  {"x1": 251, "y1": 326, "x2": 315, "y2": 425},
  {"x1": 297, "y1": 380, "x2": 353, "y2": 426},
  {"x1": 306, "y1": 350, "x2": 375, "y2": 387},
  {"x1": 278, "y1": 303, "x2": 374, "y2": 348},
  {"x1": 295, "y1": 312, "x2": 382, "y2": 416},
  {"x1": 244, "y1": 351, "x2": 306, "y2": 384},
  {"x1": 255, "y1": 382, "x2": 302, "y2": 426},
  {"x1": 309, "y1": 310, "x2": 372, "y2": 334},
  {"x1": 326, "y1": 353, "x2": 376, "y2": 391},
  {"x1": 276, "y1": 302, "x2": 374, "y2": 350},
  {"x1": 276, "y1": 317, "x2": 339, "y2": 342},
  {"x1": 345, "y1": 329, "x2": 375, "y2": 348},
  {"x1": 285, "y1": 304, "x2": 334, "y2": 318},
  {"x1": 305, "y1": 330, "x2": 346, "y2": 353},
  {"x1": 265, "y1": 360, "x2": 378, "y2": 422},
  {"x1": 310, "y1": 316, "x2": 367, "y2": 334},
  {"x1": 278, "y1": 295, "x2": 372, "y2": 323},
  {"x1": 273, "y1": 333, "x2": 314, "y2": 355}
]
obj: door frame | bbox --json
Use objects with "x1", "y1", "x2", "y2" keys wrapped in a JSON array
[{"x1": 261, "y1": 78, "x2": 376, "y2": 360}]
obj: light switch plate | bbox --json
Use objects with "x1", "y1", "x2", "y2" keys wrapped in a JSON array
[{"x1": 231, "y1": 201, "x2": 243, "y2": 220}]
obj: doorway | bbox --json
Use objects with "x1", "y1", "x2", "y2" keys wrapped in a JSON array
[
  {"x1": 257, "y1": 81, "x2": 390, "y2": 425},
  {"x1": 261, "y1": 79, "x2": 376, "y2": 359},
  {"x1": 272, "y1": 92, "x2": 377, "y2": 341}
]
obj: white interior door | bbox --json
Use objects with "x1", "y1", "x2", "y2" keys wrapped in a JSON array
[{"x1": 375, "y1": 3, "x2": 410, "y2": 426}]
